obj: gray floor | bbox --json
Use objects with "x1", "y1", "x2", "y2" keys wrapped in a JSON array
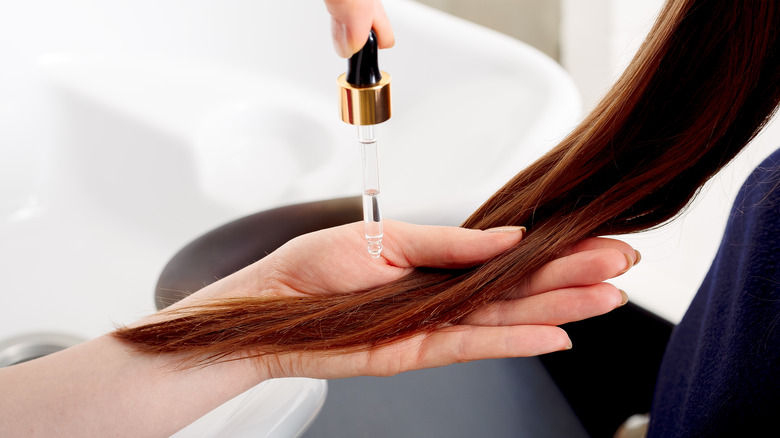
[{"x1": 303, "y1": 357, "x2": 588, "y2": 437}]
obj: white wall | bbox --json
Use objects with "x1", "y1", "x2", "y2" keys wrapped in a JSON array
[
  {"x1": 561, "y1": 0, "x2": 664, "y2": 111},
  {"x1": 413, "y1": 0, "x2": 560, "y2": 59}
]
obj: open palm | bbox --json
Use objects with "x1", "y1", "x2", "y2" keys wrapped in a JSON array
[{"x1": 239, "y1": 220, "x2": 637, "y2": 380}]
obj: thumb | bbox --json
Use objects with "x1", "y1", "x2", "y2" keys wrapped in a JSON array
[
  {"x1": 327, "y1": 0, "x2": 394, "y2": 57},
  {"x1": 380, "y1": 221, "x2": 525, "y2": 269}
]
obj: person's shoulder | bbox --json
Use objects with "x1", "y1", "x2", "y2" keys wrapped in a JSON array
[
  {"x1": 737, "y1": 146, "x2": 780, "y2": 209},
  {"x1": 754, "y1": 147, "x2": 780, "y2": 179}
]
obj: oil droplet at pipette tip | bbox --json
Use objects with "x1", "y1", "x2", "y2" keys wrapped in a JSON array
[
  {"x1": 367, "y1": 238, "x2": 383, "y2": 258},
  {"x1": 362, "y1": 189, "x2": 383, "y2": 258}
]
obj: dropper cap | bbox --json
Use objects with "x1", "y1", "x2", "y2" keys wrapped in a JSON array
[{"x1": 338, "y1": 30, "x2": 392, "y2": 126}]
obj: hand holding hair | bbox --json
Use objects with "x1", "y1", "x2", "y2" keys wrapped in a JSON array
[{"x1": 123, "y1": 220, "x2": 636, "y2": 379}]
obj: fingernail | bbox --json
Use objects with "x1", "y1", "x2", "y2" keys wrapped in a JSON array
[
  {"x1": 485, "y1": 226, "x2": 526, "y2": 235},
  {"x1": 563, "y1": 338, "x2": 573, "y2": 350},
  {"x1": 617, "y1": 253, "x2": 634, "y2": 275},
  {"x1": 634, "y1": 250, "x2": 642, "y2": 266},
  {"x1": 619, "y1": 289, "x2": 629, "y2": 306},
  {"x1": 331, "y1": 18, "x2": 350, "y2": 58}
]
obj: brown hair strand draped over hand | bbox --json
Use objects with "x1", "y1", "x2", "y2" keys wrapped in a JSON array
[{"x1": 113, "y1": 0, "x2": 780, "y2": 365}]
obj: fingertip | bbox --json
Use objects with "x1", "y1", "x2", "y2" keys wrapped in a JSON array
[
  {"x1": 372, "y1": 0, "x2": 395, "y2": 49},
  {"x1": 617, "y1": 252, "x2": 634, "y2": 276},
  {"x1": 550, "y1": 327, "x2": 573, "y2": 352},
  {"x1": 619, "y1": 289, "x2": 629, "y2": 306},
  {"x1": 483, "y1": 226, "x2": 525, "y2": 245},
  {"x1": 600, "y1": 285, "x2": 630, "y2": 311},
  {"x1": 380, "y1": 36, "x2": 395, "y2": 49},
  {"x1": 558, "y1": 327, "x2": 573, "y2": 351},
  {"x1": 330, "y1": 17, "x2": 350, "y2": 58},
  {"x1": 482, "y1": 226, "x2": 525, "y2": 252},
  {"x1": 564, "y1": 238, "x2": 637, "y2": 264},
  {"x1": 373, "y1": 21, "x2": 395, "y2": 49},
  {"x1": 532, "y1": 325, "x2": 574, "y2": 352},
  {"x1": 347, "y1": 26, "x2": 374, "y2": 57},
  {"x1": 600, "y1": 285, "x2": 629, "y2": 312},
  {"x1": 484, "y1": 226, "x2": 526, "y2": 235}
]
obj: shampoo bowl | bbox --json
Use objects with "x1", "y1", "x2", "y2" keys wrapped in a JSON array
[{"x1": 0, "y1": 0, "x2": 580, "y2": 435}]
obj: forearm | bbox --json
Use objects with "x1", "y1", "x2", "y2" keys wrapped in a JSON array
[{"x1": 0, "y1": 332, "x2": 265, "y2": 437}]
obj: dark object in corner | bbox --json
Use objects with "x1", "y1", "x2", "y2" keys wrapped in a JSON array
[
  {"x1": 539, "y1": 302, "x2": 674, "y2": 438},
  {"x1": 154, "y1": 197, "x2": 362, "y2": 310}
]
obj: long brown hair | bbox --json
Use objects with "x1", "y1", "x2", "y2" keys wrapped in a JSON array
[{"x1": 114, "y1": 0, "x2": 780, "y2": 364}]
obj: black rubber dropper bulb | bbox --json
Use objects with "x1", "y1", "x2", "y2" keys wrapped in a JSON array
[
  {"x1": 346, "y1": 29, "x2": 382, "y2": 86},
  {"x1": 337, "y1": 28, "x2": 391, "y2": 126}
]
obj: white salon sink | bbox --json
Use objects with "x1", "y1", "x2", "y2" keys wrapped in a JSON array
[{"x1": 0, "y1": 0, "x2": 580, "y2": 435}]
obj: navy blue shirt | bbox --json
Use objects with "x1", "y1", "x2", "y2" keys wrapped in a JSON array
[{"x1": 648, "y1": 148, "x2": 780, "y2": 436}]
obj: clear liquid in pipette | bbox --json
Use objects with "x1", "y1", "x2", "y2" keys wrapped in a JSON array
[
  {"x1": 359, "y1": 124, "x2": 383, "y2": 258},
  {"x1": 363, "y1": 188, "x2": 383, "y2": 258}
]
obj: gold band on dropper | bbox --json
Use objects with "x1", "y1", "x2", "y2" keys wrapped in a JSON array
[{"x1": 337, "y1": 71, "x2": 392, "y2": 126}]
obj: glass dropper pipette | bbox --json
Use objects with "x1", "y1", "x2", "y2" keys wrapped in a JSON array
[
  {"x1": 359, "y1": 125, "x2": 383, "y2": 257},
  {"x1": 337, "y1": 29, "x2": 392, "y2": 258}
]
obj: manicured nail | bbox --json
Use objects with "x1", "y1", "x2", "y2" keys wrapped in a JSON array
[
  {"x1": 485, "y1": 226, "x2": 526, "y2": 235},
  {"x1": 619, "y1": 289, "x2": 629, "y2": 306},
  {"x1": 617, "y1": 253, "x2": 634, "y2": 275},
  {"x1": 332, "y1": 18, "x2": 350, "y2": 58},
  {"x1": 634, "y1": 250, "x2": 642, "y2": 266}
]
